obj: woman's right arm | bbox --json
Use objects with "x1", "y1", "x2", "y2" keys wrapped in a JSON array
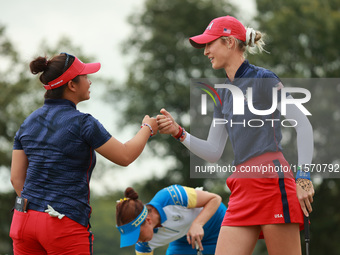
[
  {"x1": 186, "y1": 189, "x2": 222, "y2": 250},
  {"x1": 95, "y1": 115, "x2": 158, "y2": 167},
  {"x1": 157, "y1": 108, "x2": 228, "y2": 163},
  {"x1": 11, "y1": 150, "x2": 28, "y2": 196}
]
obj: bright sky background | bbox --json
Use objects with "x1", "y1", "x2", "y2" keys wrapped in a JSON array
[{"x1": 1, "y1": 0, "x2": 256, "y2": 195}]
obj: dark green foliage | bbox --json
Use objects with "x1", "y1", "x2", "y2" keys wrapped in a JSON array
[{"x1": 107, "y1": 0, "x2": 237, "y2": 191}]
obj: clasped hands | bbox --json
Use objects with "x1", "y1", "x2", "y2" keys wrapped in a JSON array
[{"x1": 143, "y1": 108, "x2": 180, "y2": 137}]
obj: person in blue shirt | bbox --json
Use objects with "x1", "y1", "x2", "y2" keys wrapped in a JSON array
[
  {"x1": 157, "y1": 16, "x2": 314, "y2": 255},
  {"x1": 10, "y1": 52, "x2": 158, "y2": 255},
  {"x1": 116, "y1": 185, "x2": 227, "y2": 254}
]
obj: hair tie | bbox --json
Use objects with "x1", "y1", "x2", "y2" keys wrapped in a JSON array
[
  {"x1": 116, "y1": 197, "x2": 130, "y2": 203},
  {"x1": 246, "y1": 27, "x2": 256, "y2": 47}
]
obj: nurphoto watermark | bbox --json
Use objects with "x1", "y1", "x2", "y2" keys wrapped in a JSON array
[{"x1": 189, "y1": 78, "x2": 340, "y2": 179}]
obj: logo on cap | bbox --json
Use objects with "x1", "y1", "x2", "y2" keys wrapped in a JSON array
[
  {"x1": 132, "y1": 208, "x2": 148, "y2": 227},
  {"x1": 223, "y1": 28, "x2": 231, "y2": 34},
  {"x1": 206, "y1": 22, "x2": 214, "y2": 30},
  {"x1": 116, "y1": 205, "x2": 148, "y2": 234}
]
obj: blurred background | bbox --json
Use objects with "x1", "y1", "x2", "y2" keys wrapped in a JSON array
[{"x1": 1, "y1": 0, "x2": 340, "y2": 254}]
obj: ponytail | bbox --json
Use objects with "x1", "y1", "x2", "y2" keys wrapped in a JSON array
[
  {"x1": 116, "y1": 187, "x2": 144, "y2": 226},
  {"x1": 245, "y1": 28, "x2": 267, "y2": 55}
]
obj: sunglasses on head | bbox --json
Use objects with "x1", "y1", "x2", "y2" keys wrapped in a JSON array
[{"x1": 60, "y1": 52, "x2": 75, "y2": 72}]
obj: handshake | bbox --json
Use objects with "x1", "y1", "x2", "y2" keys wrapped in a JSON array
[{"x1": 142, "y1": 108, "x2": 185, "y2": 141}]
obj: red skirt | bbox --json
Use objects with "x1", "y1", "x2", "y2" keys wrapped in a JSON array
[{"x1": 222, "y1": 152, "x2": 304, "y2": 238}]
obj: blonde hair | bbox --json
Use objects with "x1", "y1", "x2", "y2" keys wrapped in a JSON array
[{"x1": 221, "y1": 29, "x2": 267, "y2": 57}]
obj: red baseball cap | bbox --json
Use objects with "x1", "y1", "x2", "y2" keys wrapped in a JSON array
[
  {"x1": 44, "y1": 53, "x2": 101, "y2": 90},
  {"x1": 189, "y1": 16, "x2": 247, "y2": 48}
]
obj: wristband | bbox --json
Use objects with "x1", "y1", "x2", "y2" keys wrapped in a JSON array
[
  {"x1": 177, "y1": 128, "x2": 186, "y2": 142},
  {"x1": 141, "y1": 123, "x2": 154, "y2": 137},
  {"x1": 173, "y1": 125, "x2": 183, "y2": 140},
  {"x1": 296, "y1": 165, "x2": 311, "y2": 180},
  {"x1": 296, "y1": 171, "x2": 311, "y2": 180}
]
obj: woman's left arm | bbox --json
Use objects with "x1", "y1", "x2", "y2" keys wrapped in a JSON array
[
  {"x1": 186, "y1": 189, "x2": 222, "y2": 251},
  {"x1": 278, "y1": 97, "x2": 315, "y2": 216},
  {"x1": 10, "y1": 150, "x2": 28, "y2": 196}
]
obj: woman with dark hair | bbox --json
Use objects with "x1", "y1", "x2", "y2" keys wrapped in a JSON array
[
  {"x1": 10, "y1": 52, "x2": 158, "y2": 255},
  {"x1": 116, "y1": 185, "x2": 227, "y2": 255}
]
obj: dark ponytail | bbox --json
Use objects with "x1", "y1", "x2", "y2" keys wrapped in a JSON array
[
  {"x1": 116, "y1": 187, "x2": 144, "y2": 226},
  {"x1": 125, "y1": 187, "x2": 139, "y2": 200},
  {"x1": 30, "y1": 56, "x2": 49, "y2": 74}
]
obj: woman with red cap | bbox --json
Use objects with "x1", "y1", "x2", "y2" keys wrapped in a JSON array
[
  {"x1": 157, "y1": 16, "x2": 314, "y2": 254},
  {"x1": 10, "y1": 52, "x2": 158, "y2": 255}
]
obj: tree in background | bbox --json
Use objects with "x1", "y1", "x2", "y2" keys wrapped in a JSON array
[
  {"x1": 108, "y1": 0, "x2": 237, "y2": 193},
  {"x1": 0, "y1": 25, "x2": 39, "y2": 253}
]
